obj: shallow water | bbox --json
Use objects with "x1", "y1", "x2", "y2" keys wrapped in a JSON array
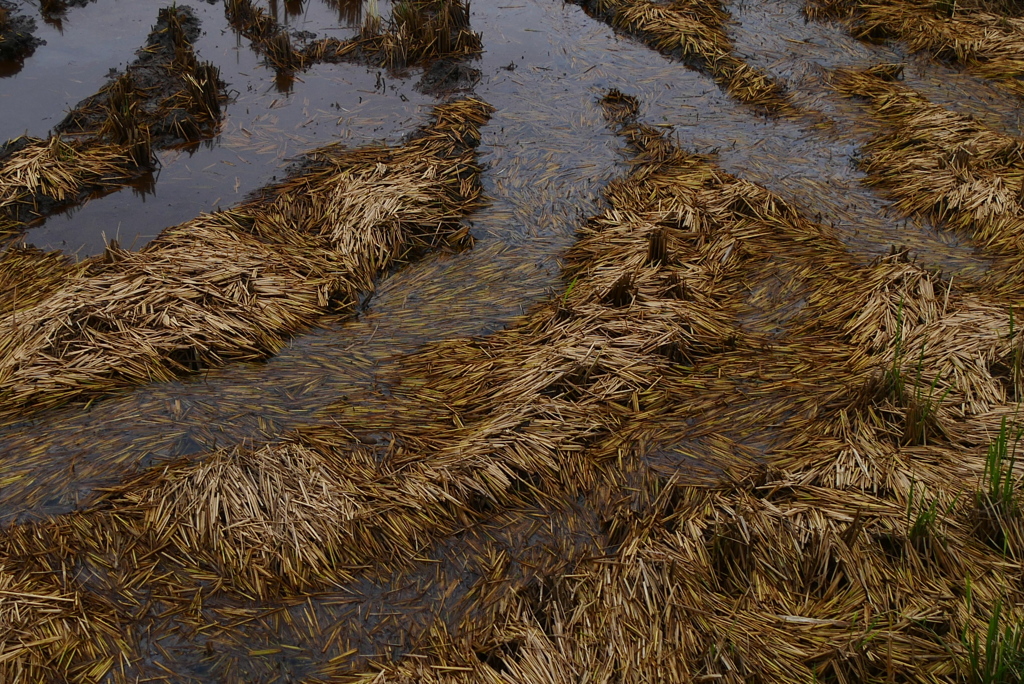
[{"x1": 9, "y1": 0, "x2": 425, "y2": 255}]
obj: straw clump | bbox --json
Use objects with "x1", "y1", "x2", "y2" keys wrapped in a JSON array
[
  {"x1": 0, "y1": 97, "x2": 493, "y2": 422},
  {"x1": 56, "y1": 5, "x2": 226, "y2": 148},
  {"x1": 225, "y1": 0, "x2": 305, "y2": 70},
  {"x1": 569, "y1": 0, "x2": 788, "y2": 112},
  {"x1": 226, "y1": 0, "x2": 482, "y2": 73},
  {"x1": 307, "y1": 0, "x2": 482, "y2": 70},
  {"x1": 807, "y1": 0, "x2": 1024, "y2": 97},
  {"x1": 0, "y1": 136, "x2": 135, "y2": 237},
  {"x1": 833, "y1": 68, "x2": 1024, "y2": 265}
]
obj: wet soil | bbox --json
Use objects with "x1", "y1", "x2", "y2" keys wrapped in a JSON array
[
  {"x1": 0, "y1": 5, "x2": 228, "y2": 233},
  {"x1": 53, "y1": 5, "x2": 220, "y2": 143},
  {"x1": 1, "y1": 0, "x2": 1024, "y2": 679}
]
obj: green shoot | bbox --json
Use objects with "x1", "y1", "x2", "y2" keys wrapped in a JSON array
[
  {"x1": 964, "y1": 599, "x2": 1024, "y2": 684},
  {"x1": 885, "y1": 297, "x2": 906, "y2": 400},
  {"x1": 563, "y1": 276, "x2": 578, "y2": 305},
  {"x1": 902, "y1": 344, "x2": 951, "y2": 446},
  {"x1": 983, "y1": 416, "x2": 1022, "y2": 513},
  {"x1": 907, "y1": 480, "x2": 957, "y2": 542}
]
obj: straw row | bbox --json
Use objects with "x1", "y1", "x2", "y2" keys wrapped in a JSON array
[
  {"x1": 225, "y1": 0, "x2": 481, "y2": 73},
  {"x1": 55, "y1": 5, "x2": 226, "y2": 149},
  {"x1": 807, "y1": 0, "x2": 1024, "y2": 98},
  {"x1": 0, "y1": 137, "x2": 136, "y2": 237},
  {"x1": 0, "y1": 5, "x2": 227, "y2": 238},
  {"x1": 342, "y1": 95, "x2": 1024, "y2": 682},
  {"x1": 308, "y1": 0, "x2": 482, "y2": 70},
  {"x1": 0, "y1": 90, "x2": 849, "y2": 678},
  {"x1": 833, "y1": 67, "x2": 1024, "y2": 281},
  {"x1": 4, "y1": 91, "x2": 1024, "y2": 680},
  {"x1": 0, "y1": 97, "x2": 494, "y2": 422},
  {"x1": 569, "y1": 0, "x2": 788, "y2": 112}
]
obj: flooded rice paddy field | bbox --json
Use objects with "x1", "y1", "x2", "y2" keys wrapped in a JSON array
[
  {"x1": 2, "y1": 0, "x2": 1014, "y2": 523},
  {"x1": 2, "y1": 0, "x2": 1024, "y2": 680}
]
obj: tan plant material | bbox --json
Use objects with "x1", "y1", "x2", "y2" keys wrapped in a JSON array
[
  {"x1": 0, "y1": 245, "x2": 78, "y2": 319},
  {"x1": 807, "y1": 0, "x2": 1024, "y2": 97},
  {"x1": 57, "y1": 5, "x2": 226, "y2": 146},
  {"x1": 568, "y1": 0, "x2": 788, "y2": 112},
  {"x1": 304, "y1": 0, "x2": 482, "y2": 70},
  {"x1": 340, "y1": 96, "x2": 1024, "y2": 683},
  {"x1": 226, "y1": 0, "x2": 481, "y2": 72},
  {"x1": 833, "y1": 68, "x2": 1024, "y2": 257},
  {"x1": 224, "y1": 0, "x2": 307, "y2": 70},
  {"x1": 0, "y1": 563, "x2": 119, "y2": 684},
  {"x1": 0, "y1": 136, "x2": 135, "y2": 237},
  {"x1": 0, "y1": 97, "x2": 493, "y2": 422},
  {"x1": 5, "y1": 92, "x2": 1024, "y2": 681}
]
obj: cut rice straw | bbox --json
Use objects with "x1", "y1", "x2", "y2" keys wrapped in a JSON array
[
  {"x1": 807, "y1": 0, "x2": 1024, "y2": 98},
  {"x1": 0, "y1": 97, "x2": 494, "y2": 422},
  {"x1": 569, "y1": 0, "x2": 789, "y2": 112}
]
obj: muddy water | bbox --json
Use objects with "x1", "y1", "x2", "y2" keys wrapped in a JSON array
[
  {"x1": 1, "y1": 0, "x2": 1022, "y2": 522},
  {"x1": 116, "y1": 498, "x2": 607, "y2": 680}
]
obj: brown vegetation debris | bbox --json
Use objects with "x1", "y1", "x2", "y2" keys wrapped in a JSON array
[
  {"x1": 342, "y1": 94, "x2": 1024, "y2": 683},
  {"x1": 55, "y1": 5, "x2": 227, "y2": 148},
  {"x1": 0, "y1": 97, "x2": 493, "y2": 422},
  {"x1": 0, "y1": 136, "x2": 137, "y2": 235},
  {"x1": 568, "y1": 0, "x2": 789, "y2": 112},
  {"x1": 0, "y1": 244, "x2": 79, "y2": 319},
  {"x1": 833, "y1": 68, "x2": 1024, "y2": 262},
  {"x1": 0, "y1": 5, "x2": 228, "y2": 239},
  {"x1": 225, "y1": 0, "x2": 482, "y2": 73},
  {"x1": 5, "y1": 91, "x2": 1024, "y2": 681},
  {"x1": 308, "y1": 0, "x2": 482, "y2": 70},
  {"x1": 807, "y1": 0, "x2": 1024, "y2": 97}
]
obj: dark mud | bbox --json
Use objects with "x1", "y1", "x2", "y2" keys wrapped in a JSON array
[
  {"x1": 0, "y1": 1, "x2": 43, "y2": 63},
  {"x1": 55, "y1": 4, "x2": 225, "y2": 147},
  {"x1": 0, "y1": 5, "x2": 227, "y2": 238},
  {"x1": 417, "y1": 56, "x2": 480, "y2": 94}
]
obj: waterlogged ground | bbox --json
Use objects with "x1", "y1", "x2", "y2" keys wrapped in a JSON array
[{"x1": 1, "y1": 0, "x2": 1024, "y2": 678}]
